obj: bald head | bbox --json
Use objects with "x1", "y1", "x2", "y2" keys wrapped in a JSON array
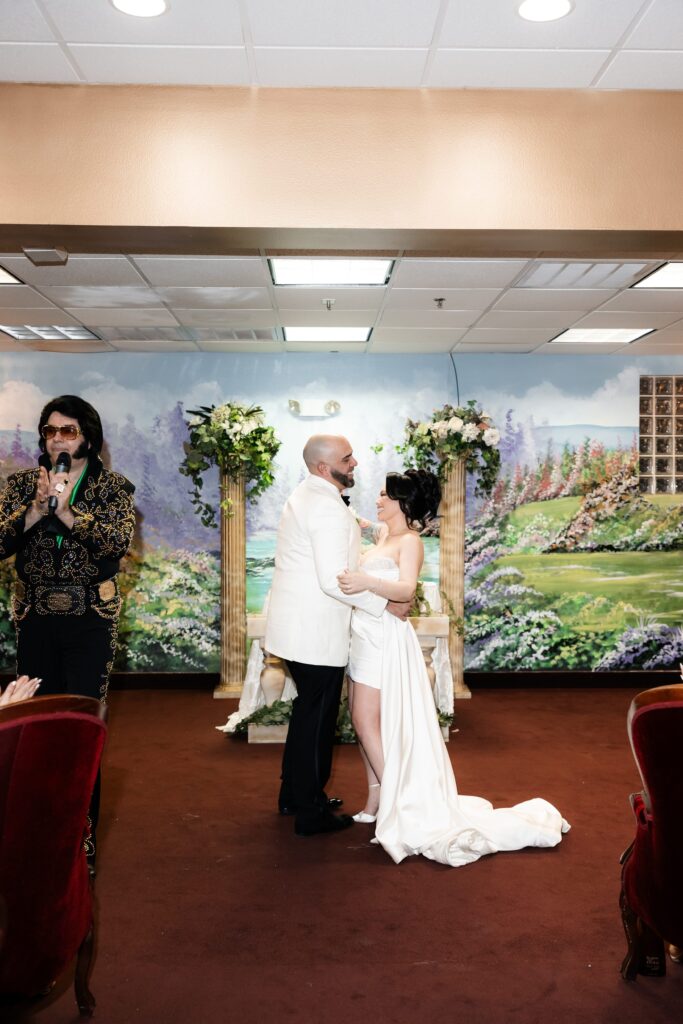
[{"x1": 303, "y1": 434, "x2": 357, "y2": 491}]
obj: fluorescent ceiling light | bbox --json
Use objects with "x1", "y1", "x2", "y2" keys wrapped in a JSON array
[
  {"x1": 0, "y1": 266, "x2": 21, "y2": 285},
  {"x1": 634, "y1": 263, "x2": 683, "y2": 289},
  {"x1": 270, "y1": 258, "x2": 393, "y2": 287},
  {"x1": 0, "y1": 325, "x2": 101, "y2": 341},
  {"x1": 518, "y1": 0, "x2": 573, "y2": 22},
  {"x1": 111, "y1": 0, "x2": 168, "y2": 17},
  {"x1": 550, "y1": 328, "x2": 654, "y2": 345},
  {"x1": 284, "y1": 327, "x2": 371, "y2": 343}
]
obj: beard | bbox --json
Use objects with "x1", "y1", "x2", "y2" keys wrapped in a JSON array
[{"x1": 331, "y1": 468, "x2": 355, "y2": 489}]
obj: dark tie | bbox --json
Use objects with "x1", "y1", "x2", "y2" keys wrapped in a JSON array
[{"x1": 341, "y1": 494, "x2": 350, "y2": 506}]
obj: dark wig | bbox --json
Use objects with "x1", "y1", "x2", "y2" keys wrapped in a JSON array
[
  {"x1": 38, "y1": 395, "x2": 103, "y2": 454},
  {"x1": 385, "y1": 469, "x2": 441, "y2": 530}
]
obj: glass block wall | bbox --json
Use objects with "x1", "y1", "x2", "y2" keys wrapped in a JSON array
[{"x1": 639, "y1": 375, "x2": 683, "y2": 494}]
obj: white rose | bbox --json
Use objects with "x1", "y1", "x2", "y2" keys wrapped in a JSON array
[
  {"x1": 461, "y1": 423, "x2": 480, "y2": 442},
  {"x1": 416, "y1": 422, "x2": 430, "y2": 436},
  {"x1": 483, "y1": 427, "x2": 500, "y2": 447},
  {"x1": 433, "y1": 421, "x2": 450, "y2": 439},
  {"x1": 447, "y1": 416, "x2": 464, "y2": 432}
]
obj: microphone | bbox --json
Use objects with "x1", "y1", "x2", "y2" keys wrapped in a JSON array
[{"x1": 48, "y1": 451, "x2": 72, "y2": 515}]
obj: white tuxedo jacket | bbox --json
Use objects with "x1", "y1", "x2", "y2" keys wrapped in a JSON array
[{"x1": 264, "y1": 474, "x2": 387, "y2": 666}]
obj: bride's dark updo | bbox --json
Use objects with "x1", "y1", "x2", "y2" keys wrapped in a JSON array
[{"x1": 385, "y1": 469, "x2": 441, "y2": 531}]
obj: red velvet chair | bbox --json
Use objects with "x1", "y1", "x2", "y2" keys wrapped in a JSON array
[
  {"x1": 620, "y1": 683, "x2": 683, "y2": 980},
  {"x1": 0, "y1": 694, "x2": 107, "y2": 1015}
]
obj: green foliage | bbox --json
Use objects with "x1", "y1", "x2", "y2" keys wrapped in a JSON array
[
  {"x1": 233, "y1": 695, "x2": 358, "y2": 743},
  {"x1": 398, "y1": 401, "x2": 501, "y2": 497},
  {"x1": 179, "y1": 402, "x2": 281, "y2": 527}
]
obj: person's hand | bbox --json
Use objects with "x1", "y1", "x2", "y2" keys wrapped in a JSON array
[
  {"x1": 679, "y1": 662, "x2": 683, "y2": 682},
  {"x1": 358, "y1": 517, "x2": 374, "y2": 530},
  {"x1": 0, "y1": 675, "x2": 41, "y2": 708},
  {"x1": 337, "y1": 569, "x2": 370, "y2": 595},
  {"x1": 387, "y1": 600, "x2": 411, "y2": 621},
  {"x1": 32, "y1": 466, "x2": 50, "y2": 517},
  {"x1": 48, "y1": 466, "x2": 74, "y2": 516}
]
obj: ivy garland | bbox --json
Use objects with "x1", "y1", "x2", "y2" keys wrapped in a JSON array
[{"x1": 180, "y1": 402, "x2": 281, "y2": 527}]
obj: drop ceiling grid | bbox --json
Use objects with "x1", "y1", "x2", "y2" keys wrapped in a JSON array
[
  {"x1": 0, "y1": 251, "x2": 682, "y2": 353},
  {"x1": 0, "y1": 0, "x2": 681, "y2": 89}
]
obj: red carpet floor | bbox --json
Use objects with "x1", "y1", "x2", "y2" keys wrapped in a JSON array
[{"x1": 9, "y1": 687, "x2": 683, "y2": 1024}]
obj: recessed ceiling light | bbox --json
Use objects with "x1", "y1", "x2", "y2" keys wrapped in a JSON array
[
  {"x1": 0, "y1": 324, "x2": 101, "y2": 341},
  {"x1": 0, "y1": 266, "x2": 22, "y2": 285},
  {"x1": 111, "y1": 0, "x2": 169, "y2": 17},
  {"x1": 518, "y1": 0, "x2": 573, "y2": 22},
  {"x1": 634, "y1": 263, "x2": 683, "y2": 289},
  {"x1": 549, "y1": 328, "x2": 654, "y2": 345},
  {"x1": 270, "y1": 258, "x2": 393, "y2": 287},
  {"x1": 284, "y1": 327, "x2": 371, "y2": 343}
]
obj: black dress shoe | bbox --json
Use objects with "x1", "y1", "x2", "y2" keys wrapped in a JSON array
[
  {"x1": 279, "y1": 796, "x2": 343, "y2": 816},
  {"x1": 295, "y1": 812, "x2": 354, "y2": 837}
]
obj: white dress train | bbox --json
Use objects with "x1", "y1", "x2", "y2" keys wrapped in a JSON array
[{"x1": 349, "y1": 558, "x2": 570, "y2": 867}]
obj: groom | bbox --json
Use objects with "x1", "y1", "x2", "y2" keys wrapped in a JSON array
[{"x1": 266, "y1": 435, "x2": 396, "y2": 836}]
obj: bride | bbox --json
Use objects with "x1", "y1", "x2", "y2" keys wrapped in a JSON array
[{"x1": 337, "y1": 468, "x2": 569, "y2": 867}]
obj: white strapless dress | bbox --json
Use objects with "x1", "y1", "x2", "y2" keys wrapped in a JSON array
[{"x1": 349, "y1": 557, "x2": 570, "y2": 867}]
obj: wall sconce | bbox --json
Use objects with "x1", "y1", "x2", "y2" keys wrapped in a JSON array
[{"x1": 288, "y1": 399, "x2": 341, "y2": 418}]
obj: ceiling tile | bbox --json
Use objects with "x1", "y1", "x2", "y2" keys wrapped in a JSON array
[
  {"x1": 42, "y1": 0, "x2": 244, "y2": 45},
  {"x1": 0, "y1": 43, "x2": 80, "y2": 82},
  {"x1": 107, "y1": 340, "x2": 199, "y2": 352},
  {"x1": 0, "y1": 2, "x2": 53, "y2": 42},
  {"x1": 378, "y1": 309, "x2": 480, "y2": 328},
  {"x1": 38, "y1": 285, "x2": 162, "y2": 308},
  {"x1": 0, "y1": 307, "x2": 80, "y2": 326},
  {"x1": 96, "y1": 327, "x2": 189, "y2": 343},
  {"x1": 66, "y1": 308, "x2": 180, "y2": 327},
  {"x1": 599, "y1": 290, "x2": 683, "y2": 313},
  {"x1": 428, "y1": 49, "x2": 610, "y2": 89},
  {"x1": 460, "y1": 327, "x2": 559, "y2": 345},
  {"x1": 392, "y1": 259, "x2": 527, "y2": 289},
  {"x1": 280, "y1": 310, "x2": 374, "y2": 328},
  {"x1": 624, "y1": 0, "x2": 683, "y2": 49},
  {"x1": 573, "y1": 311, "x2": 683, "y2": 329},
  {"x1": 370, "y1": 328, "x2": 467, "y2": 349},
  {"x1": 595, "y1": 50, "x2": 683, "y2": 89},
  {"x1": 439, "y1": 0, "x2": 644, "y2": 48},
  {"x1": 0, "y1": 255, "x2": 145, "y2": 286},
  {"x1": 275, "y1": 287, "x2": 384, "y2": 311},
  {"x1": 132, "y1": 257, "x2": 268, "y2": 287},
  {"x1": 284, "y1": 342, "x2": 367, "y2": 352},
  {"x1": 0, "y1": 285, "x2": 57, "y2": 309},
  {"x1": 195, "y1": 340, "x2": 283, "y2": 352},
  {"x1": 247, "y1": 0, "x2": 441, "y2": 47},
  {"x1": 157, "y1": 287, "x2": 272, "y2": 309},
  {"x1": 187, "y1": 328, "x2": 278, "y2": 342},
  {"x1": 492, "y1": 289, "x2": 615, "y2": 311},
  {"x1": 636, "y1": 326, "x2": 683, "y2": 344},
  {"x1": 626, "y1": 340, "x2": 683, "y2": 354},
  {"x1": 454, "y1": 342, "x2": 543, "y2": 353},
  {"x1": 173, "y1": 309, "x2": 278, "y2": 328},
  {"x1": 385, "y1": 288, "x2": 502, "y2": 311},
  {"x1": 254, "y1": 47, "x2": 428, "y2": 88},
  {"x1": 69, "y1": 45, "x2": 249, "y2": 86},
  {"x1": 476, "y1": 310, "x2": 582, "y2": 329}
]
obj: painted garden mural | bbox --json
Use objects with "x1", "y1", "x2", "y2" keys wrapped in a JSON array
[{"x1": 1, "y1": 352, "x2": 682, "y2": 677}]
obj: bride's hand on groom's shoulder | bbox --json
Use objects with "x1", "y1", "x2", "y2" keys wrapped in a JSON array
[{"x1": 337, "y1": 569, "x2": 368, "y2": 594}]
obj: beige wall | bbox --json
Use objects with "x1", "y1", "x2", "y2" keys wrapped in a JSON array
[{"x1": 1, "y1": 84, "x2": 682, "y2": 253}]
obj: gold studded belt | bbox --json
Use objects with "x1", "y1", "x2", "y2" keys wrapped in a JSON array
[{"x1": 15, "y1": 578, "x2": 118, "y2": 616}]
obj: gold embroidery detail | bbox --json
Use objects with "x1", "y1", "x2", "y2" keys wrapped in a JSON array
[{"x1": 98, "y1": 579, "x2": 116, "y2": 602}]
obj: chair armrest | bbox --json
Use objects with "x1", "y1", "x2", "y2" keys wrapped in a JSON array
[{"x1": 629, "y1": 791, "x2": 652, "y2": 829}]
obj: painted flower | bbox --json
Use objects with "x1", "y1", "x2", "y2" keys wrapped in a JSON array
[
  {"x1": 483, "y1": 427, "x2": 500, "y2": 447},
  {"x1": 416, "y1": 422, "x2": 431, "y2": 436},
  {"x1": 447, "y1": 416, "x2": 464, "y2": 432}
]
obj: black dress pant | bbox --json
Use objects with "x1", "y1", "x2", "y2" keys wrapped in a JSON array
[
  {"x1": 280, "y1": 660, "x2": 345, "y2": 828},
  {"x1": 15, "y1": 606, "x2": 118, "y2": 858},
  {"x1": 16, "y1": 606, "x2": 118, "y2": 702}
]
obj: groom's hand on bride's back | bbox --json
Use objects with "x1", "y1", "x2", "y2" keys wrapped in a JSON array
[{"x1": 387, "y1": 600, "x2": 411, "y2": 621}]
